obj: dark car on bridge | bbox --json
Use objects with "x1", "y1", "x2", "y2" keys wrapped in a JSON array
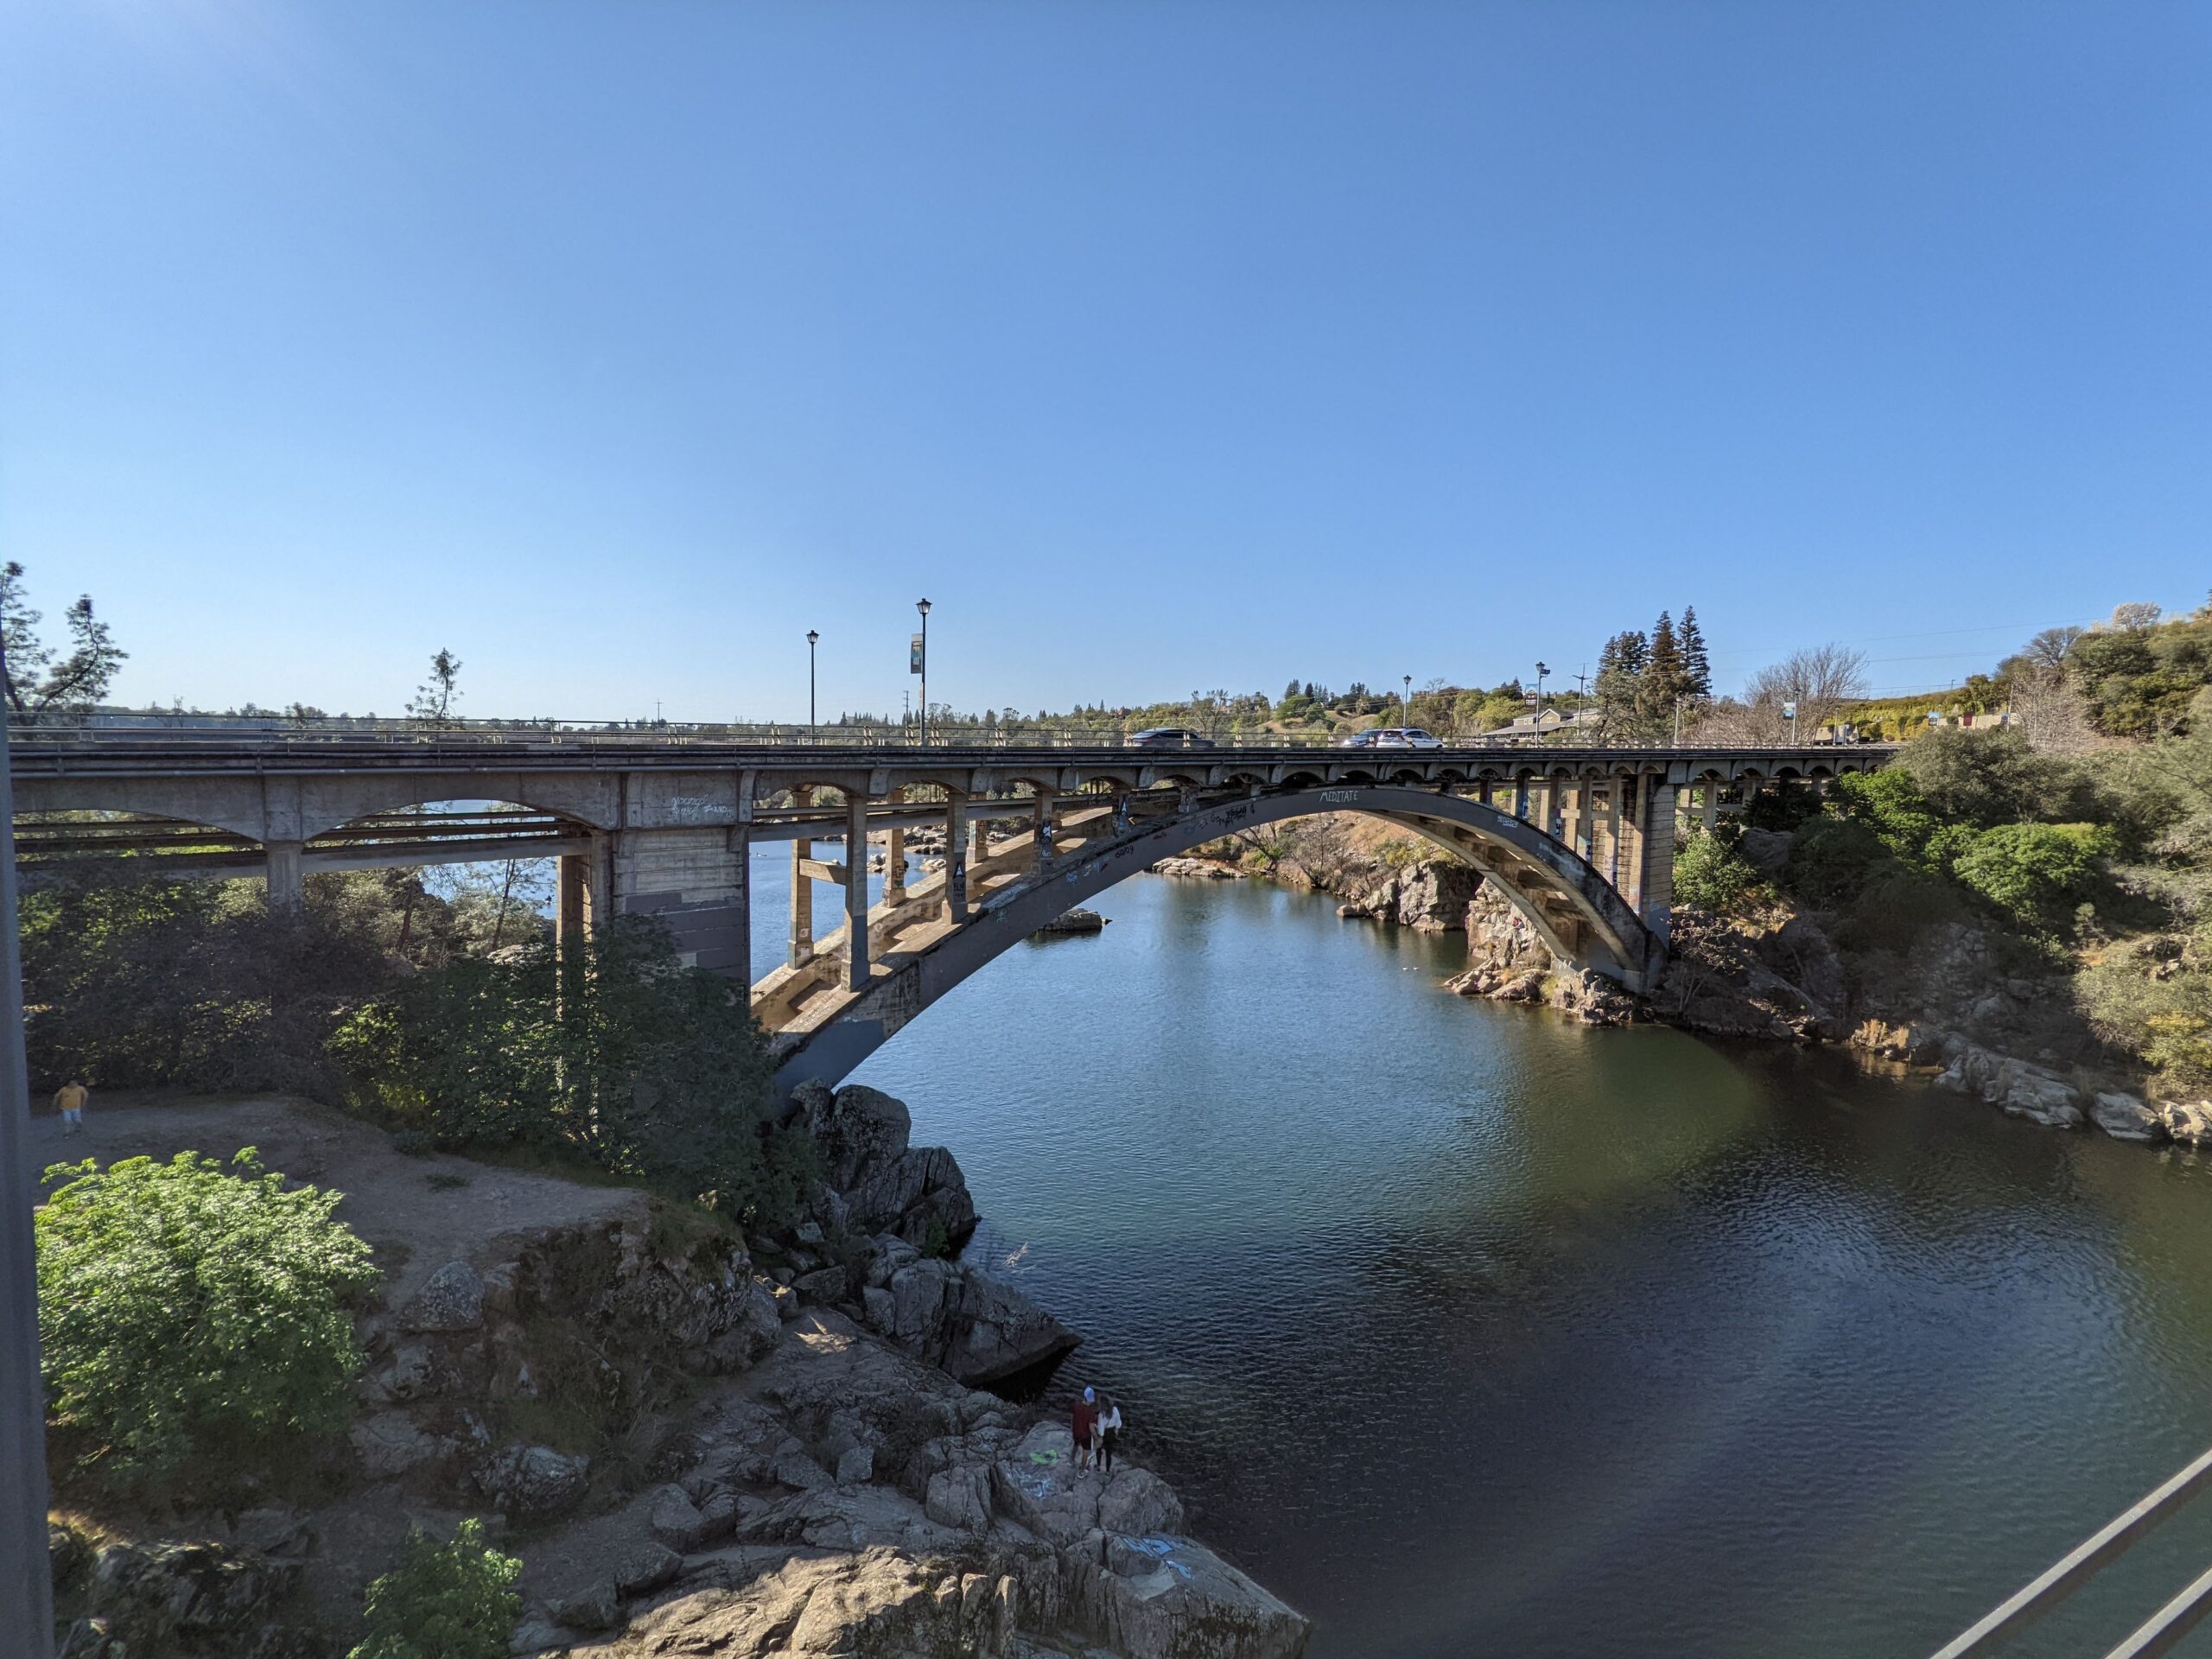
[{"x1": 1124, "y1": 727, "x2": 1215, "y2": 750}]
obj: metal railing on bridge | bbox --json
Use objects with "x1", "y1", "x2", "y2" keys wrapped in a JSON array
[
  {"x1": 1929, "y1": 1442, "x2": 2212, "y2": 1659},
  {"x1": 1, "y1": 713, "x2": 1878, "y2": 756}
]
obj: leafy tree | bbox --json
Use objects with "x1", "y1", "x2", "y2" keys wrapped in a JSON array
[
  {"x1": 408, "y1": 648, "x2": 464, "y2": 728},
  {"x1": 1, "y1": 562, "x2": 128, "y2": 716},
  {"x1": 335, "y1": 916, "x2": 809, "y2": 1224},
  {"x1": 350, "y1": 1520, "x2": 523, "y2": 1659},
  {"x1": 1892, "y1": 728, "x2": 2106, "y2": 832},
  {"x1": 21, "y1": 868, "x2": 410, "y2": 1097},
  {"x1": 2022, "y1": 625, "x2": 2086, "y2": 671},
  {"x1": 37, "y1": 1148, "x2": 378, "y2": 1495}
]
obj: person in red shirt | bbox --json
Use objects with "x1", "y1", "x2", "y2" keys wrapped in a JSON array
[{"x1": 1071, "y1": 1385, "x2": 1098, "y2": 1472}]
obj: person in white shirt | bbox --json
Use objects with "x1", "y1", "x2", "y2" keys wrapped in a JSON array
[{"x1": 1096, "y1": 1397, "x2": 1123, "y2": 1475}]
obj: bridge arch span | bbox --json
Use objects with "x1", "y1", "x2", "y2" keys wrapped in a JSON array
[{"x1": 769, "y1": 783, "x2": 1661, "y2": 1096}]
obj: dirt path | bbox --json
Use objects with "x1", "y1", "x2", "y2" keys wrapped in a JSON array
[{"x1": 29, "y1": 1093, "x2": 642, "y2": 1306}]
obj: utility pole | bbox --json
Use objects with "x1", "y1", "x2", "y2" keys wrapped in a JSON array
[
  {"x1": 913, "y1": 600, "x2": 931, "y2": 747},
  {"x1": 0, "y1": 650, "x2": 57, "y2": 1658},
  {"x1": 807, "y1": 631, "x2": 819, "y2": 731}
]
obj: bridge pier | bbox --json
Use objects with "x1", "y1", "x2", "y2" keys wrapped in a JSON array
[
  {"x1": 605, "y1": 823, "x2": 752, "y2": 976},
  {"x1": 264, "y1": 839, "x2": 303, "y2": 917},
  {"x1": 1032, "y1": 788, "x2": 1055, "y2": 872},
  {"x1": 944, "y1": 796, "x2": 969, "y2": 920},
  {"x1": 845, "y1": 794, "x2": 870, "y2": 991},
  {"x1": 556, "y1": 852, "x2": 588, "y2": 946},
  {"x1": 790, "y1": 786, "x2": 814, "y2": 968}
]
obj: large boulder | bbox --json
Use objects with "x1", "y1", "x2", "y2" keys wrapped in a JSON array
[
  {"x1": 2163, "y1": 1100, "x2": 2212, "y2": 1147},
  {"x1": 866, "y1": 1259, "x2": 1080, "y2": 1388},
  {"x1": 474, "y1": 1443, "x2": 589, "y2": 1519},
  {"x1": 567, "y1": 1548, "x2": 1016, "y2": 1658},
  {"x1": 794, "y1": 1082, "x2": 981, "y2": 1250},
  {"x1": 2092, "y1": 1092, "x2": 2164, "y2": 1142},
  {"x1": 83, "y1": 1541, "x2": 306, "y2": 1657},
  {"x1": 1990, "y1": 1060, "x2": 2084, "y2": 1128},
  {"x1": 397, "y1": 1259, "x2": 486, "y2": 1332}
]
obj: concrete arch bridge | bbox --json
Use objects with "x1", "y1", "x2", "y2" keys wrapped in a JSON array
[{"x1": 6, "y1": 731, "x2": 1889, "y2": 1096}]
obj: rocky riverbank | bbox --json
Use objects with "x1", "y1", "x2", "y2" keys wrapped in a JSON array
[
  {"x1": 40, "y1": 1095, "x2": 1307, "y2": 1659},
  {"x1": 1190, "y1": 815, "x2": 2208, "y2": 1156}
]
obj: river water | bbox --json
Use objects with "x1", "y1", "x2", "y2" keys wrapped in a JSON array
[{"x1": 758, "y1": 850, "x2": 2212, "y2": 1658}]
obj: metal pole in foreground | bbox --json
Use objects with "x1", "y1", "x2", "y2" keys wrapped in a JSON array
[
  {"x1": 0, "y1": 696, "x2": 57, "y2": 1656},
  {"x1": 807, "y1": 630, "x2": 818, "y2": 730}
]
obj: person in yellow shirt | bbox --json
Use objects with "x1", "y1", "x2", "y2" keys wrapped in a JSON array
[{"x1": 54, "y1": 1079, "x2": 88, "y2": 1135}]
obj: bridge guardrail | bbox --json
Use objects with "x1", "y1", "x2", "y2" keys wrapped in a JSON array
[{"x1": 1, "y1": 715, "x2": 1888, "y2": 756}]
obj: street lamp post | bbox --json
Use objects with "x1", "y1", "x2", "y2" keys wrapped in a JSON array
[
  {"x1": 1402, "y1": 675, "x2": 1412, "y2": 733},
  {"x1": 914, "y1": 600, "x2": 931, "y2": 747},
  {"x1": 1533, "y1": 661, "x2": 1550, "y2": 737},
  {"x1": 806, "y1": 630, "x2": 818, "y2": 732}
]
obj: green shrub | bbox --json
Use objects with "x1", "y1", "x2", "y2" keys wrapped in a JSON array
[
  {"x1": 2080, "y1": 949, "x2": 2212, "y2": 1095},
  {"x1": 1673, "y1": 829, "x2": 1767, "y2": 916},
  {"x1": 350, "y1": 1519, "x2": 522, "y2": 1659},
  {"x1": 1949, "y1": 823, "x2": 2115, "y2": 924},
  {"x1": 1784, "y1": 817, "x2": 1900, "y2": 906},
  {"x1": 36, "y1": 1148, "x2": 378, "y2": 1495}
]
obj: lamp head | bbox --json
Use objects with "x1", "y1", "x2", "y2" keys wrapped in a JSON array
[
  {"x1": 807, "y1": 630, "x2": 818, "y2": 646},
  {"x1": 917, "y1": 598, "x2": 931, "y2": 617}
]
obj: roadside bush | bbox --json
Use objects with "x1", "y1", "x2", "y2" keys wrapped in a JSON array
[
  {"x1": 36, "y1": 1148, "x2": 378, "y2": 1496},
  {"x1": 349, "y1": 1519, "x2": 522, "y2": 1659},
  {"x1": 1673, "y1": 828, "x2": 1767, "y2": 917},
  {"x1": 1949, "y1": 823, "x2": 2115, "y2": 925},
  {"x1": 334, "y1": 916, "x2": 810, "y2": 1226},
  {"x1": 2080, "y1": 948, "x2": 2212, "y2": 1096}
]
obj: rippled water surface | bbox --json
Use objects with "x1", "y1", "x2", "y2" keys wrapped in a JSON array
[{"x1": 766, "y1": 850, "x2": 2212, "y2": 1657}]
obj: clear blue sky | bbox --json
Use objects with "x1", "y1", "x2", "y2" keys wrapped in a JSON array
[{"x1": 3, "y1": 2, "x2": 2206, "y2": 721}]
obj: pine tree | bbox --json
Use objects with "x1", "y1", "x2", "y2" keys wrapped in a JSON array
[
  {"x1": 1593, "y1": 630, "x2": 1648, "y2": 744},
  {"x1": 1678, "y1": 607, "x2": 1712, "y2": 699},
  {"x1": 1639, "y1": 613, "x2": 1688, "y2": 735}
]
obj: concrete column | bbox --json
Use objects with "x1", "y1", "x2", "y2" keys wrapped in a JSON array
[
  {"x1": 264, "y1": 839, "x2": 304, "y2": 917},
  {"x1": 789, "y1": 785, "x2": 814, "y2": 968},
  {"x1": 557, "y1": 853, "x2": 588, "y2": 946},
  {"x1": 1701, "y1": 782, "x2": 1719, "y2": 834},
  {"x1": 1641, "y1": 784, "x2": 1678, "y2": 942},
  {"x1": 1514, "y1": 775, "x2": 1529, "y2": 820},
  {"x1": 944, "y1": 797, "x2": 969, "y2": 920},
  {"x1": 1564, "y1": 782, "x2": 1584, "y2": 858},
  {"x1": 1032, "y1": 789, "x2": 1056, "y2": 873},
  {"x1": 1476, "y1": 779, "x2": 1492, "y2": 808},
  {"x1": 885, "y1": 823, "x2": 906, "y2": 902},
  {"x1": 845, "y1": 794, "x2": 869, "y2": 991},
  {"x1": 728, "y1": 824, "x2": 751, "y2": 980},
  {"x1": 1619, "y1": 779, "x2": 1643, "y2": 900}
]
